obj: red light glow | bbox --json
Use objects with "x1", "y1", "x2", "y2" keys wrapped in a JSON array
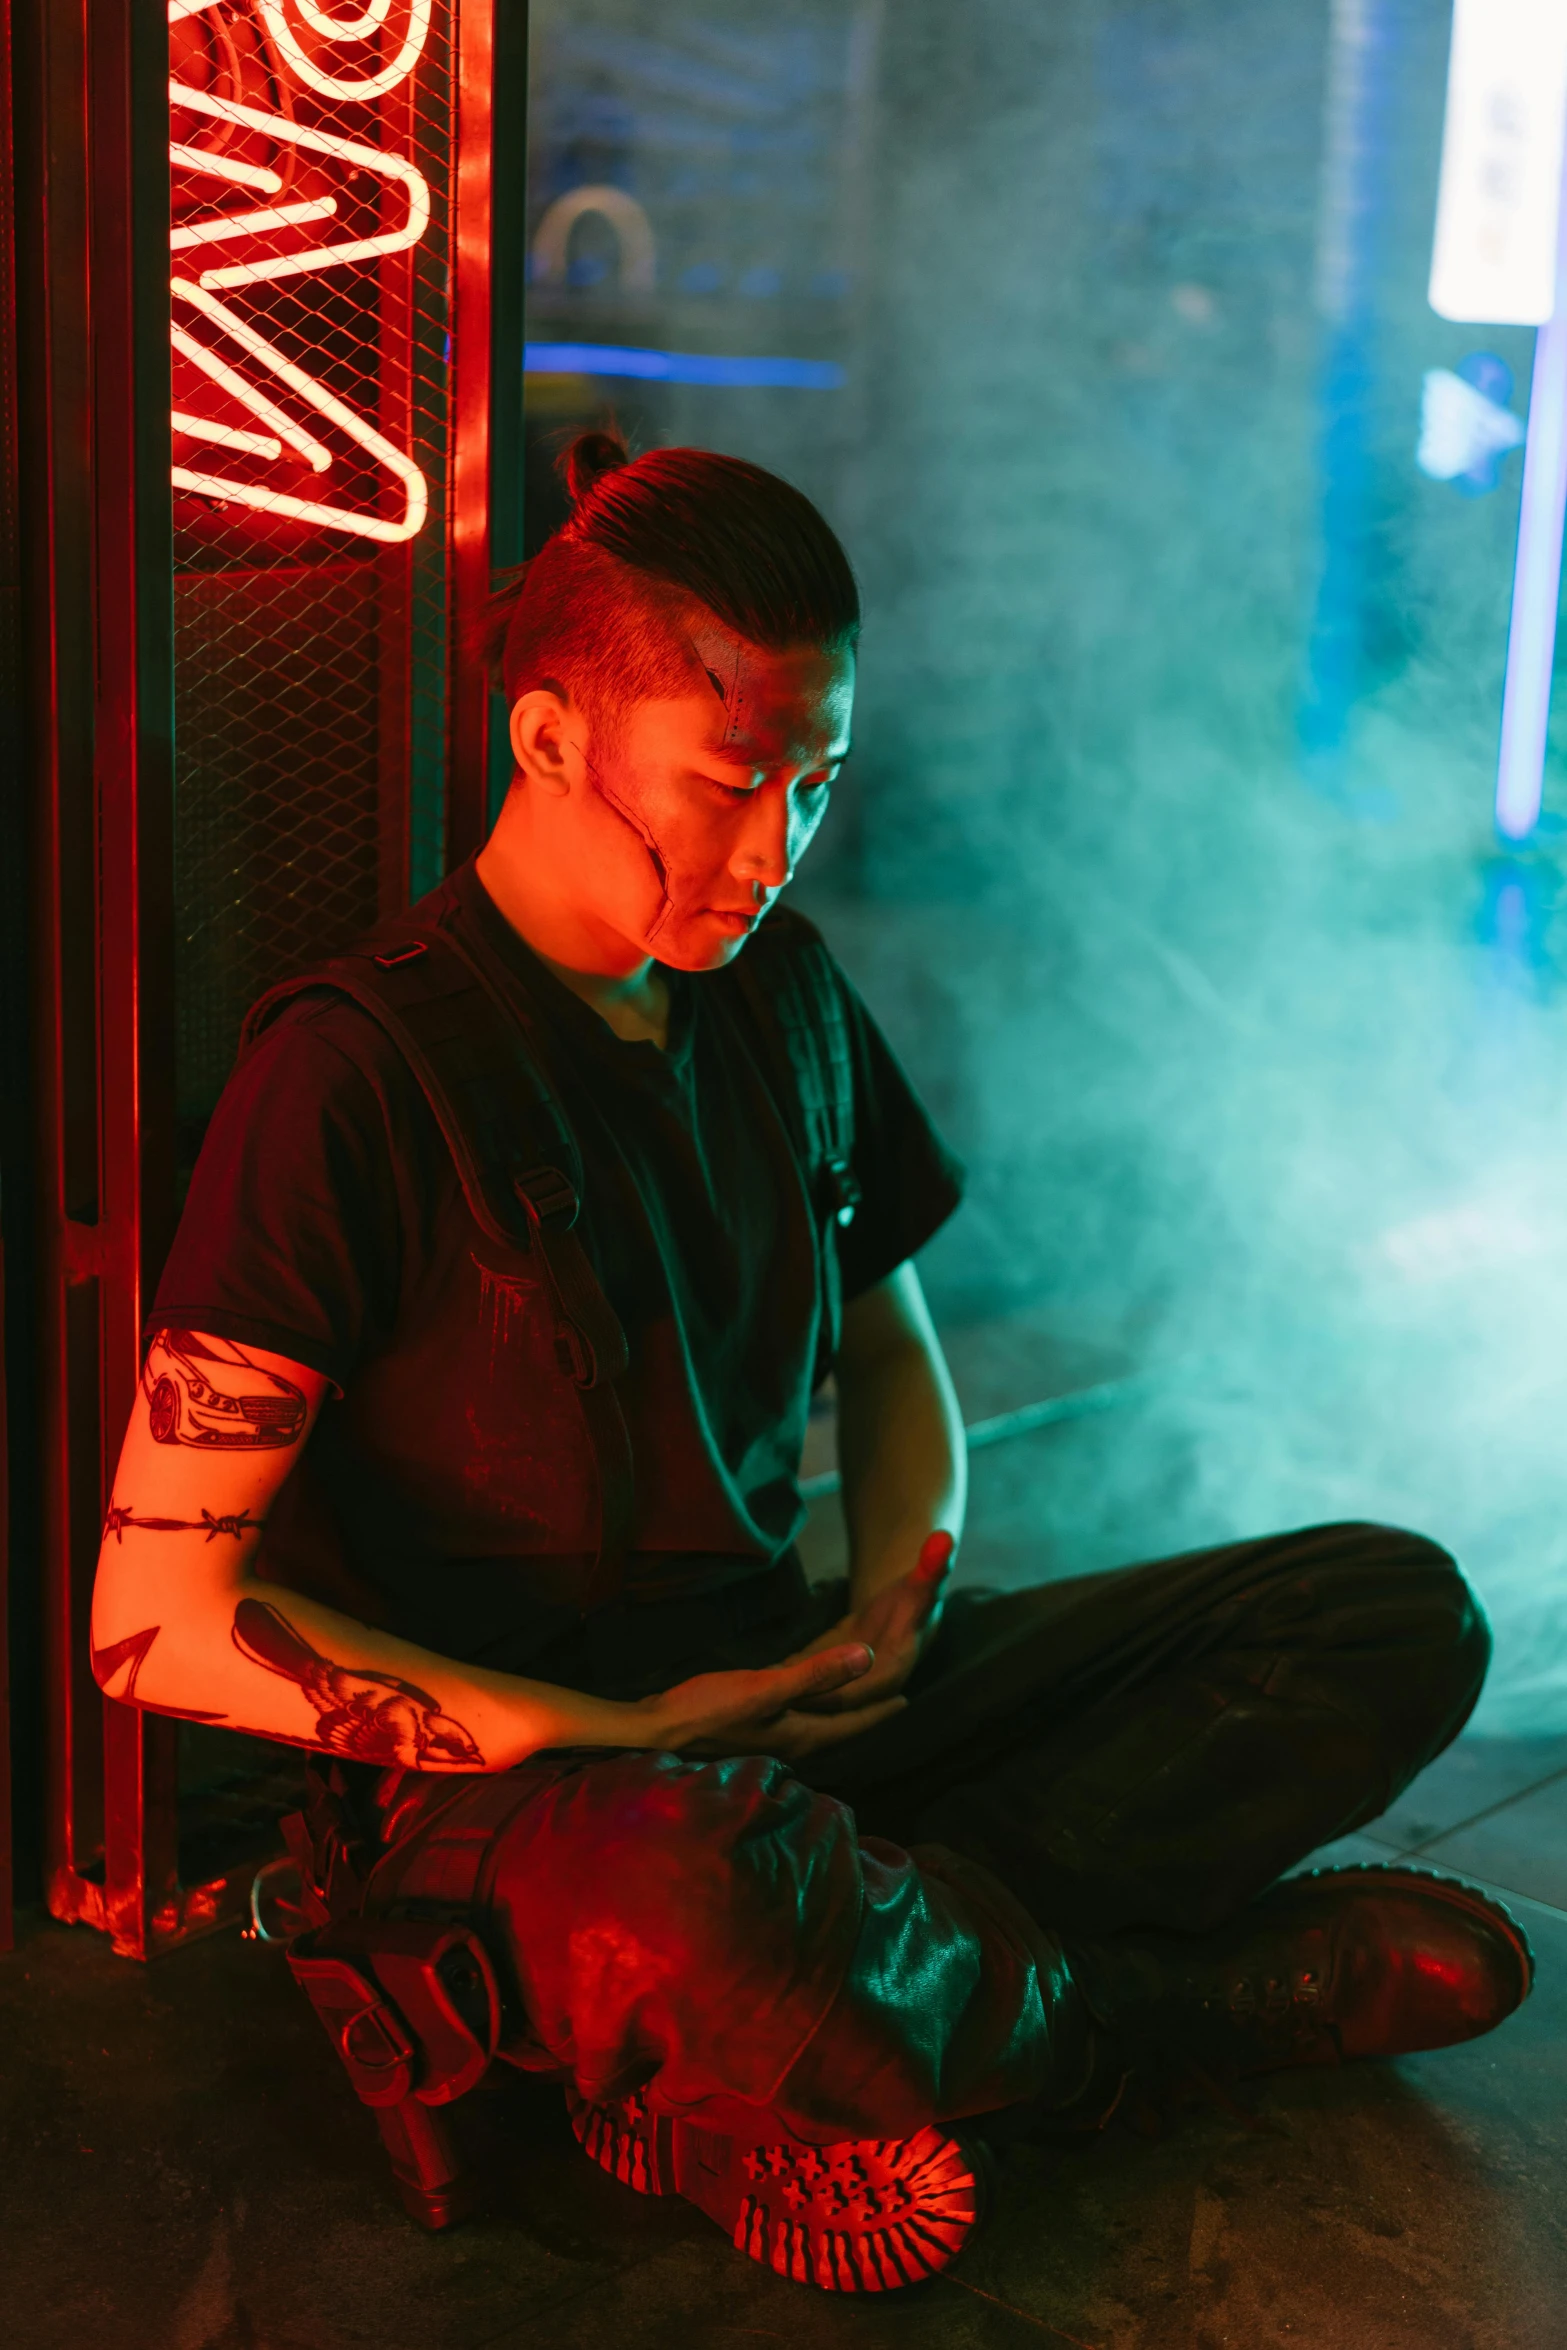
[
  {"x1": 168, "y1": 0, "x2": 433, "y2": 546},
  {"x1": 172, "y1": 279, "x2": 426, "y2": 540}
]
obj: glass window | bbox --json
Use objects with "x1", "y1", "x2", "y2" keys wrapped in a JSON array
[{"x1": 525, "y1": 1, "x2": 1567, "y2": 1731}]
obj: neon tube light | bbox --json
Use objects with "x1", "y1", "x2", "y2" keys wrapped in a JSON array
[
  {"x1": 294, "y1": 0, "x2": 393, "y2": 33},
  {"x1": 253, "y1": 0, "x2": 431, "y2": 102},
  {"x1": 170, "y1": 197, "x2": 338, "y2": 253},
  {"x1": 1426, "y1": 0, "x2": 1567, "y2": 836},
  {"x1": 524, "y1": 343, "x2": 846, "y2": 390},
  {"x1": 172, "y1": 279, "x2": 427, "y2": 543},
  {"x1": 172, "y1": 410, "x2": 282, "y2": 461},
  {"x1": 1497, "y1": 280, "x2": 1567, "y2": 837},
  {"x1": 169, "y1": 142, "x2": 282, "y2": 194},
  {"x1": 171, "y1": 319, "x2": 332, "y2": 472},
  {"x1": 170, "y1": 81, "x2": 429, "y2": 289},
  {"x1": 169, "y1": 9, "x2": 432, "y2": 545},
  {"x1": 168, "y1": 0, "x2": 223, "y2": 21}
]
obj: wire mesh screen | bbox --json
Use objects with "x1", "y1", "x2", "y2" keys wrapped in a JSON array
[{"x1": 168, "y1": 0, "x2": 457, "y2": 1149}]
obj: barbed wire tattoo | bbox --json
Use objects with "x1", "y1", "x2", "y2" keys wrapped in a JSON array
[{"x1": 103, "y1": 1501, "x2": 267, "y2": 1544}]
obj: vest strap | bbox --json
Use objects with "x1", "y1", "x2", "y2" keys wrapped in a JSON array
[{"x1": 242, "y1": 920, "x2": 634, "y2": 1608}]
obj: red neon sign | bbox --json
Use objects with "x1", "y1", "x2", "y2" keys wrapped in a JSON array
[{"x1": 168, "y1": 0, "x2": 435, "y2": 545}]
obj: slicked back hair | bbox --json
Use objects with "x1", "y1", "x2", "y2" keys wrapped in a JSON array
[{"x1": 483, "y1": 433, "x2": 860, "y2": 732}]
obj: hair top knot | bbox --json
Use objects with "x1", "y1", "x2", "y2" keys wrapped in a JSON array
[
  {"x1": 482, "y1": 433, "x2": 860, "y2": 727},
  {"x1": 559, "y1": 428, "x2": 631, "y2": 510}
]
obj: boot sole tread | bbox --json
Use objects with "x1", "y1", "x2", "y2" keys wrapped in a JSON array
[{"x1": 567, "y1": 2088, "x2": 987, "y2": 2293}]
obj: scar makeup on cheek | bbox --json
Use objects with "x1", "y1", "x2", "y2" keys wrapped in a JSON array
[{"x1": 582, "y1": 745, "x2": 673, "y2": 918}]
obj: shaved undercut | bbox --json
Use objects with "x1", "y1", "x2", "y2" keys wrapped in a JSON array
[{"x1": 484, "y1": 434, "x2": 860, "y2": 742}]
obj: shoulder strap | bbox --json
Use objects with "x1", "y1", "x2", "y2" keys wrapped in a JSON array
[
  {"x1": 731, "y1": 910, "x2": 861, "y2": 1230},
  {"x1": 242, "y1": 919, "x2": 634, "y2": 1614},
  {"x1": 241, "y1": 917, "x2": 571, "y2": 1253}
]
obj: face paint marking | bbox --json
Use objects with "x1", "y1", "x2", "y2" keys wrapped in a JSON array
[
  {"x1": 578, "y1": 739, "x2": 684, "y2": 944},
  {"x1": 686, "y1": 622, "x2": 755, "y2": 747},
  {"x1": 569, "y1": 632, "x2": 853, "y2": 959},
  {"x1": 568, "y1": 620, "x2": 745, "y2": 941}
]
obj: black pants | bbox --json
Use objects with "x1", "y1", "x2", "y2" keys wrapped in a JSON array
[
  {"x1": 813, "y1": 1516, "x2": 1488, "y2": 1931},
  {"x1": 367, "y1": 1522, "x2": 1489, "y2": 2142}
]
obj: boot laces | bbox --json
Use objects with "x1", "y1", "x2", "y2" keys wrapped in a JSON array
[{"x1": 1219, "y1": 1964, "x2": 1324, "y2": 2023}]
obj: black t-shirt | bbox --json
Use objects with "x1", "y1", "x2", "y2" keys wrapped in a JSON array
[{"x1": 151, "y1": 860, "x2": 963, "y2": 1675}]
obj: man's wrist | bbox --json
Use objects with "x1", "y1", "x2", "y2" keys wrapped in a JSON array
[
  {"x1": 847, "y1": 1546, "x2": 917, "y2": 1608},
  {"x1": 486, "y1": 1681, "x2": 653, "y2": 1765},
  {"x1": 615, "y1": 1694, "x2": 666, "y2": 1749},
  {"x1": 850, "y1": 1522, "x2": 962, "y2": 1604}
]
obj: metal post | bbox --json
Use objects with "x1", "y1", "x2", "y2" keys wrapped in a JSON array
[
  {"x1": 447, "y1": 0, "x2": 527, "y2": 865},
  {"x1": 14, "y1": 0, "x2": 178, "y2": 1959},
  {"x1": 0, "y1": 0, "x2": 22, "y2": 1955}
]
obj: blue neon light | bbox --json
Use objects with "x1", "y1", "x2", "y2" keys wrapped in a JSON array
[
  {"x1": 1497, "y1": 293, "x2": 1567, "y2": 841},
  {"x1": 524, "y1": 342, "x2": 845, "y2": 390}
]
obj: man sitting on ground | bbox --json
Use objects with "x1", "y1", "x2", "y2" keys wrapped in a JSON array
[{"x1": 91, "y1": 432, "x2": 1531, "y2": 2295}]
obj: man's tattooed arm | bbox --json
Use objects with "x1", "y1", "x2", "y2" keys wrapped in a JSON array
[
  {"x1": 91, "y1": 1604, "x2": 486, "y2": 1766},
  {"x1": 232, "y1": 1596, "x2": 485, "y2": 1768},
  {"x1": 93, "y1": 1330, "x2": 566, "y2": 1767}
]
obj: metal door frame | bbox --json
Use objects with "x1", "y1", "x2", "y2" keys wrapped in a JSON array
[
  {"x1": 12, "y1": 0, "x2": 524, "y2": 1960},
  {"x1": 0, "y1": 0, "x2": 24, "y2": 1956}
]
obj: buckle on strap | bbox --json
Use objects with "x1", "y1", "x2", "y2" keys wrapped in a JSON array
[
  {"x1": 513, "y1": 1164, "x2": 580, "y2": 1232},
  {"x1": 287, "y1": 1944, "x2": 418, "y2": 2109},
  {"x1": 288, "y1": 1921, "x2": 502, "y2": 2111},
  {"x1": 825, "y1": 1155, "x2": 861, "y2": 1229}
]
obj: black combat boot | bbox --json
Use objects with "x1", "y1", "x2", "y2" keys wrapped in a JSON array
[{"x1": 1063, "y1": 1863, "x2": 1534, "y2": 2087}]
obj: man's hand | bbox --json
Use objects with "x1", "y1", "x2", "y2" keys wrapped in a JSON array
[
  {"x1": 635, "y1": 1642, "x2": 908, "y2": 1761},
  {"x1": 790, "y1": 1531, "x2": 955, "y2": 1715}
]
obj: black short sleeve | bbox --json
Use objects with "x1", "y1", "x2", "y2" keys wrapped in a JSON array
[
  {"x1": 149, "y1": 995, "x2": 411, "y2": 1383},
  {"x1": 146, "y1": 872, "x2": 966, "y2": 1671},
  {"x1": 831, "y1": 965, "x2": 966, "y2": 1303}
]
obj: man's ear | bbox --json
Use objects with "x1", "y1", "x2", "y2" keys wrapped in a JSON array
[{"x1": 509, "y1": 685, "x2": 583, "y2": 794}]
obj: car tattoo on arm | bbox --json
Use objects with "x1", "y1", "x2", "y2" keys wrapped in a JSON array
[{"x1": 142, "y1": 1329, "x2": 308, "y2": 1449}]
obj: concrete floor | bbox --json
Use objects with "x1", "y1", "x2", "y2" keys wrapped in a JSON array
[{"x1": 7, "y1": 1395, "x2": 1567, "y2": 2350}]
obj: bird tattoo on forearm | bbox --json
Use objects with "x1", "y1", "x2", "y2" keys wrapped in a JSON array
[{"x1": 231, "y1": 1597, "x2": 484, "y2": 1769}]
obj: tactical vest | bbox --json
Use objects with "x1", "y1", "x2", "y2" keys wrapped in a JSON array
[{"x1": 239, "y1": 900, "x2": 860, "y2": 1616}]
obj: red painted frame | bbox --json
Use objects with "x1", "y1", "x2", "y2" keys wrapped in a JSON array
[
  {"x1": 15, "y1": 0, "x2": 521, "y2": 1959},
  {"x1": 0, "y1": 0, "x2": 21, "y2": 1958}
]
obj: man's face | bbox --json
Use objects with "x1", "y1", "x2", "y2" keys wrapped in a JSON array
[{"x1": 576, "y1": 637, "x2": 855, "y2": 972}]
